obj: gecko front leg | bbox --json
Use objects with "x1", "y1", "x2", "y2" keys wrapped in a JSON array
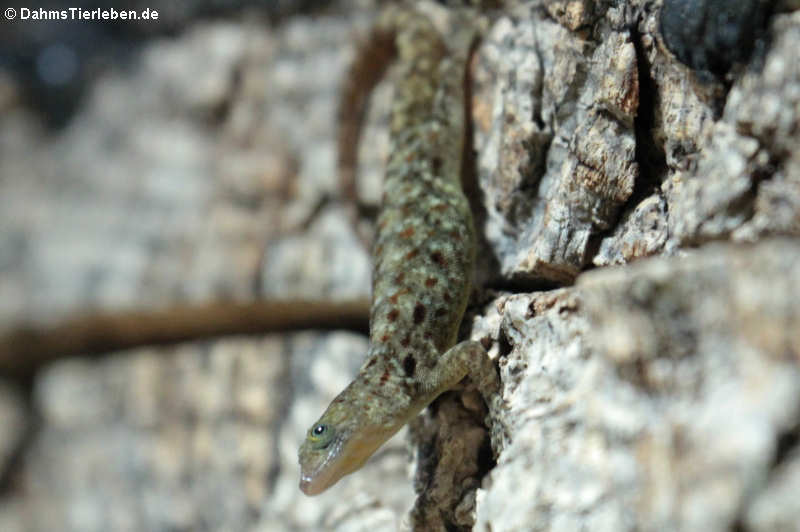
[{"x1": 422, "y1": 340, "x2": 502, "y2": 420}]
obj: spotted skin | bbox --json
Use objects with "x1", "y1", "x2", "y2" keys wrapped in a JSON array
[{"x1": 298, "y1": 6, "x2": 499, "y2": 496}]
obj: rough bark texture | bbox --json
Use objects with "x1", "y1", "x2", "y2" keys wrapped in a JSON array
[
  {"x1": 473, "y1": 6, "x2": 639, "y2": 283},
  {"x1": 0, "y1": 0, "x2": 799, "y2": 531},
  {"x1": 475, "y1": 239, "x2": 800, "y2": 531}
]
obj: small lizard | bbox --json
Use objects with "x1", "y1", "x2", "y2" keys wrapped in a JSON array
[{"x1": 298, "y1": 4, "x2": 500, "y2": 496}]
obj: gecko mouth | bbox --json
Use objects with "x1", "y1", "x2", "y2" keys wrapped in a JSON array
[
  {"x1": 299, "y1": 458, "x2": 340, "y2": 496},
  {"x1": 299, "y1": 428, "x2": 391, "y2": 495},
  {"x1": 299, "y1": 473, "x2": 326, "y2": 496},
  {"x1": 299, "y1": 438, "x2": 345, "y2": 496}
]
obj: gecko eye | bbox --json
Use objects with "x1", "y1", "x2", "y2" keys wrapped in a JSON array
[{"x1": 308, "y1": 423, "x2": 333, "y2": 449}]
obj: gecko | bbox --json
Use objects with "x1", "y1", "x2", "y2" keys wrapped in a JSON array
[{"x1": 298, "y1": 4, "x2": 501, "y2": 496}]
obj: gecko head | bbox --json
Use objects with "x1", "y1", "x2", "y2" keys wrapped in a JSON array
[{"x1": 298, "y1": 401, "x2": 393, "y2": 496}]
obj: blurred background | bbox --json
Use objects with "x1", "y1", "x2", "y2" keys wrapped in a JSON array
[{"x1": 0, "y1": 1, "x2": 416, "y2": 530}]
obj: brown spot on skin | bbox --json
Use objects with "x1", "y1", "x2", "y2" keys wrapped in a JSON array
[
  {"x1": 443, "y1": 293, "x2": 452, "y2": 303},
  {"x1": 380, "y1": 370, "x2": 390, "y2": 385},
  {"x1": 406, "y1": 249, "x2": 419, "y2": 260},
  {"x1": 399, "y1": 226, "x2": 415, "y2": 238},
  {"x1": 431, "y1": 251, "x2": 447, "y2": 267},
  {"x1": 395, "y1": 272, "x2": 405, "y2": 284},
  {"x1": 403, "y1": 355, "x2": 416, "y2": 377},
  {"x1": 381, "y1": 334, "x2": 390, "y2": 342},
  {"x1": 425, "y1": 277, "x2": 438, "y2": 287},
  {"x1": 387, "y1": 308, "x2": 400, "y2": 322},
  {"x1": 433, "y1": 203, "x2": 448, "y2": 212},
  {"x1": 366, "y1": 359, "x2": 377, "y2": 368},
  {"x1": 413, "y1": 303, "x2": 426, "y2": 324},
  {"x1": 435, "y1": 307, "x2": 447, "y2": 318},
  {"x1": 375, "y1": 244, "x2": 384, "y2": 256},
  {"x1": 432, "y1": 156, "x2": 442, "y2": 175},
  {"x1": 389, "y1": 289, "x2": 407, "y2": 304},
  {"x1": 401, "y1": 335, "x2": 411, "y2": 347}
]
